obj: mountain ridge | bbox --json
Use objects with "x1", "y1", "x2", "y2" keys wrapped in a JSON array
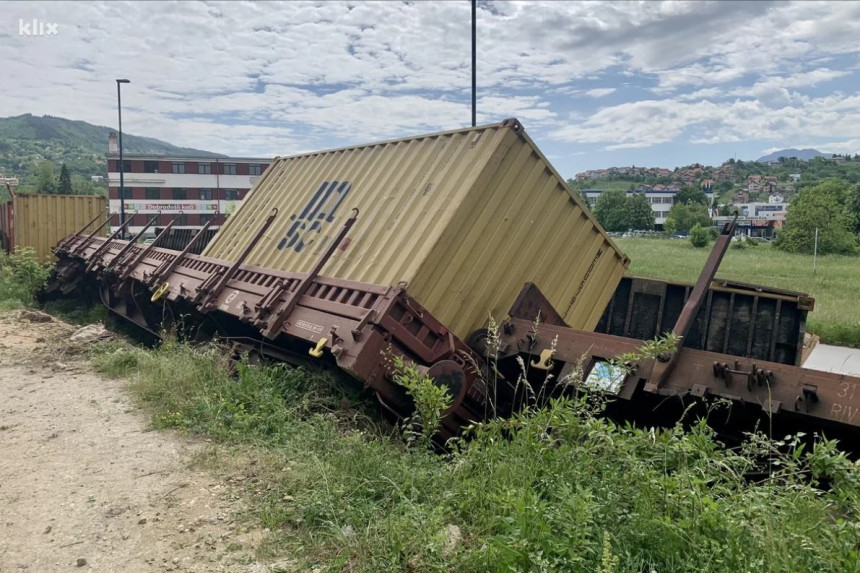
[
  {"x1": 0, "y1": 114, "x2": 224, "y2": 189},
  {"x1": 757, "y1": 148, "x2": 830, "y2": 163}
]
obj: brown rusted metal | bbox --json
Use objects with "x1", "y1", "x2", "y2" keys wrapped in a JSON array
[
  {"x1": 50, "y1": 228, "x2": 485, "y2": 433},
  {"x1": 647, "y1": 214, "x2": 738, "y2": 391},
  {"x1": 102, "y1": 212, "x2": 161, "y2": 274},
  {"x1": 67, "y1": 213, "x2": 115, "y2": 256},
  {"x1": 496, "y1": 312, "x2": 860, "y2": 432},
  {"x1": 596, "y1": 276, "x2": 811, "y2": 366},
  {"x1": 255, "y1": 208, "x2": 359, "y2": 339},
  {"x1": 145, "y1": 217, "x2": 217, "y2": 288},
  {"x1": 118, "y1": 216, "x2": 180, "y2": 282},
  {"x1": 84, "y1": 211, "x2": 138, "y2": 272},
  {"x1": 195, "y1": 208, "x2": 279, "y2": 312}
]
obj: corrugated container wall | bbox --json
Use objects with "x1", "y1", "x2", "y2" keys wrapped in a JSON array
[
  {"x1": 204, "y1": 119, "x2": 629, "y2": 339},
  {"x1": 10, "y1": 195, "x2": 107, "y2": 261}
]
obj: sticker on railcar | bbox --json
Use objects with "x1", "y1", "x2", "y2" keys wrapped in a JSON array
[{"x1": 295, "y1": 320, "x2": 324, "y2": 334}]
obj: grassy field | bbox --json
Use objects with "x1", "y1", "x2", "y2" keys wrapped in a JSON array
[{"x1": 615, "y1": 238, "x2": 860, "y2": 347}]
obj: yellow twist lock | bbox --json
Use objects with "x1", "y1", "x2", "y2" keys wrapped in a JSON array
[
  {"x1": 151, "y1": 282, "x2": 170, "y2": 303},
  {"x1": 309, "y1": 337, "x2": 328, "y2": 358},
  {"x1": 530, "y1": 348, "x2": 555, "y2": 371}
]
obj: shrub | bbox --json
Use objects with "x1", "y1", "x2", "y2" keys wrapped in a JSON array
[
  {"x1": 689, "y1": 223, "x2": 710, "y2": 248},
  {"x1": 0, "y1": 247, "x2": 51, "y2": 308},
  {"x1": 391, "y1": 356, "x2": 453, "y2": 450}
]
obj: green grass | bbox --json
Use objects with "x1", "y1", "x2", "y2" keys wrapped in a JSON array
[
  {"x1": 92, "y1": 339, "x2": 860, "y2": 572},
  {"x1": 616, "y1": 238, "x2": 860, "y2": 347},
  {"x1": 0, "y1": 247, "x2": 51, "y2": 310}
]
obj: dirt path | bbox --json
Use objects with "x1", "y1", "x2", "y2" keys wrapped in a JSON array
[{"x1": 0, "y1": 311, "x2": 286, "y2": 573}]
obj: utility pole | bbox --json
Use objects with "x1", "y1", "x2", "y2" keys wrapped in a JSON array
[
  {"x1": 116, "y1": 78, "x2": 130, "y2": 238},
  {"x1": 471, "y1": 0, "x2": 476, "y2": 127}
]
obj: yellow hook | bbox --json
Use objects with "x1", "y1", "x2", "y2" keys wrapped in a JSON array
[{"x1": 309, "y1": 337, "x2": 328, "y2": 358}]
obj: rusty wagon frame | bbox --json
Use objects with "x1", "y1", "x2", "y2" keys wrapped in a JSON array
[{"x1": 46, "y1": 210, "x2": 860, "y2": 443}]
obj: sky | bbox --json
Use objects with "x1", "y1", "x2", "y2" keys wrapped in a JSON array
[{"x1": 1, "y1": 1, "x2": 859, "y2": 176}]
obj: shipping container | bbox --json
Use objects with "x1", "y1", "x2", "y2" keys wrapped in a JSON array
[
  {"x1": 204, "y1": 119, "x2": 629, "y2": 339},
  {"x1": 595, "y1": 276, "x2": 813, "y2": 366},
  {"x1": 0, "y1": 194, "x2": 107, "y2": 261}
]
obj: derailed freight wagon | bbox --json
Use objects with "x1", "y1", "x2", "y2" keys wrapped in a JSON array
[
  {"x1": 47, "y1": 119, "x2": 629, "y2": 435},
  {"x1": 46, "y1": 119, "x2": 860, "y2": 442}
]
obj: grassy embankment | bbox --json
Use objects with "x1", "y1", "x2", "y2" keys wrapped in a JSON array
[
  {"x1": 4, "y1": 246, "x2": 860, "y2": 571},
  {"x1": 616, "y1": 238, "x2": 860, "y2": 348}
]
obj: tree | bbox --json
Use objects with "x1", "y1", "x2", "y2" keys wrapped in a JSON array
[
  {"x1": 775, "y1": 179, "x2": 857, "y2": 255},
  {"x1": 624, "y1": 193, "x2": 654, "y2": 231},
  {"x1": 690, "y1": 223, "x2": 710, "y2": 248},
  {"x1": 593, "y1": 189, "x2": 629, "y2": 232},
  {"x1": 846, "y1": 183, "x2": 860, "y2": 235},
  {"x1": 71, "y1": 174, "x2": 99, "y2": 196},
  {"x1": 34, "y1": 161, "x2": 56, "y2": 194},
  {"x1": 664, "y1": 203, "x2": 711, "y2": 234},
  {"x1": 565, "y1": 179, "x2": 590, "y2": 209},
  {"x1": 58, "y1": 163, "x2": 72, "y2": 194},
  {"x1": 675, "y1": 186, "x2": 709, "y2": 206}
]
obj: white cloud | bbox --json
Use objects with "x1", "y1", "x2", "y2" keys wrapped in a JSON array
[
  {"x1": 0, "y1": 0, "x2": 857, "y2": 160},
  {"x1": 549, "y1": 93, "x2": 860, "y2": 150},
  {"x1": 585, "y1": 88, "x2": 615, "y2": 98}
]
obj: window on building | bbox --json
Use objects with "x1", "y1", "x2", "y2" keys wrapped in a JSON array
[
  {"x1": 144, "y1": 160, "x2": 160, "y2": 173},
  {"x1": 249, "y1": 163, "x2": 262, "y2": 176},
  {"x1": 172, "y1": 162, "x2": 185, "y2": 174},
  {"x1": 200, "y1": 214, "x2": 213, "y2": 225},
  {"x1": 121, "y1": 160, "x2": 132, "y2": 172},
  {"x1": 198, "y1": 163, "x2": 212, "y2": 174},
  {"x1": 222, "y1": 163, "x2": 236, "y2": 175},
  {"x1": 173, "y1": 188, "x2": 187, "y2": 200},
  {"x1": 118, "y1": 187, "x2": 132, "y2": 199},
  {"x1": 225, "y1": 189, "x2": 240, "y2": 200},
  {"x1": 145, "y1": 188, "x2": 160, "y2": 200},
  {"x1": 175, "y1": 214, "x2": 188, "y2": 226},
  {"x1": 663, "y1": 197, "x2": 674, "y2": 204},
  {"x1": 199, "y1": 189, "x2": 213, "y2": 200}
]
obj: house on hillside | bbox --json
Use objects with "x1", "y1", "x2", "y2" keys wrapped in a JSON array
[{"x1": 789, "y1": 173, "x2": 801, "y2": 182}]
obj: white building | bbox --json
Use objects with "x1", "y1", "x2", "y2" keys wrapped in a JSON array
[
  {"x1": 583, "y1": 187, "x2": 714, "y2": 229},
  {"x1": 106, "y1": 133, "x2": 272, "y2": 235}
]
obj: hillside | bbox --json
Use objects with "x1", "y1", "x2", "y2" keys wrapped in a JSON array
[
  {"x1": 757, "y1": 148, "x2": 829, "y2": 162},
  {"x1": 0, "y1": 114, "x2": 223, "y2": 188}
]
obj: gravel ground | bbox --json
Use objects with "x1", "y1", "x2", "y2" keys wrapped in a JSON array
[{"x1": 0, "y1": 310, "x2": 291, "y2": 573}]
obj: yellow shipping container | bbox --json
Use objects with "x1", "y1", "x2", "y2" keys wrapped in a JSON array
[
  {"x1": 204, "y1": 119, "x2": 629, "y2": 339},
  {"x1": 2, "y1": 194, "x2": 107, "y2": 262}
]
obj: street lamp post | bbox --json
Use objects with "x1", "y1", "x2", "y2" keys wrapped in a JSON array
[{"x1": 116, "y1": 79, "x2": 130, "y2": 238}]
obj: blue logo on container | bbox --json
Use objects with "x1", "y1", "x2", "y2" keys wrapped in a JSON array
[{"x1": 277, "y1": 180, "x2": 352, "y2": 252}]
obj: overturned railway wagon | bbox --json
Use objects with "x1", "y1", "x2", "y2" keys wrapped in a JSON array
[{"x1": 45, "y1": 119, "x2": 860, "y2": 443}]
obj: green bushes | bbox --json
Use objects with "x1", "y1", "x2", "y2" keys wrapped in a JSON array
[
  {"x1": 94, "y1": 339, "x2": 860, "y2": 572},
  {"x1": 0, "y1": 247, "x2": 50, "y2": 308},
  {"x1": 689, "y1": 223, "x2": 710, "y2": 248}
]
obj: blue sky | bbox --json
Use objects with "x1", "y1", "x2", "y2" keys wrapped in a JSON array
[{"x1": 1, "y1": 1, "x2": 859, "y2": 177}]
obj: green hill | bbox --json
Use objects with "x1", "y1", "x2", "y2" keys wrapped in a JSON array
[{"x1": 0, "y1": 114, "x2": 223, "y2": 190}]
